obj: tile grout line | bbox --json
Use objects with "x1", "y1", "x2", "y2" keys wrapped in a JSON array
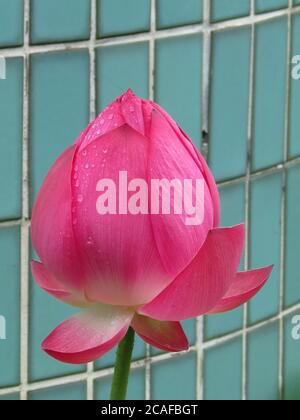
[
  {"x1": 20, "y1": 0, "x2": 30, "y2": 401},
  {"x1": 86, "y1": 0, "x2": 97, "y2": 401},
  {"x1": 1, "y1": 6, "x2": 300, "y2": 58},
  {"x1": 242, "y1": 0, "x2": 256, "y2": 402},
  {"x1": 144, "y1": 0, "x2": 157, "y2": 401},
  {"x1": 279, "y1": 0, "x2": 293, "y2": 401},
  {"x1": 1, "y1": 300, "x2": 300, "y2": 397},
  {"x1": 197, "y1": 0, "x2": 212, "y2": 402}
]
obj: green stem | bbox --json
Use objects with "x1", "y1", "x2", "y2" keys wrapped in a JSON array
[{"x1": 110, "y1": 327, "x2": 135, "y2": 400}]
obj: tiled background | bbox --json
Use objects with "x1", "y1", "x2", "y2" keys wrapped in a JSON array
[{"x1": 0, "y1": 0, "x2": 300, "y2": 400}]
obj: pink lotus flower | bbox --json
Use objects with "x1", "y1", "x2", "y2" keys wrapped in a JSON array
[{"x1": 31, "y1": 90, "x2": 272, "y2": 364}]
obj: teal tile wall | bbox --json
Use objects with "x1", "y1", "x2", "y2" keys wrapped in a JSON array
[
  {"x1": 0, "y1": 0, "x2": 24, "y2": 47},
  {"x1": 253, "y1": 18, "x2": 288, "y2": 170},
  {"x1": 204, "y1": 339, "x2": 242, "y2": 400},
  {"x1": 205, "y1": 183, "x2": 245, "y2": 340},
  {"x1": 256, "y1": 0, "x2": 289, "y2": 13},
  {"x1": 284, "y1": 165, "x2": 300, "y2": 308},
  {"x1": 156, "y1": 0, "x2": 203, "y2": 29},
  {"x1": 211, "y1": 0, "x2": 250, "y2": 22},
  {"x1": 247, "y1": 323, "x2": 279, "y2": 400},
  {"x1": 155, "y1": 35, "x2": 202, "y2": 149},
  {"x1": 30, "y1": 50, "x2": 90, "y2": 205},
  {"x1": 30, "y1": 0, "x2": 91, "y2": 44},
  {"x1": 0, "y1": 393, "x2": 20, "y2": 400},
  {"x1": 0, "y1": 58, "x2": 23, "y2": 221},
  {"x1": 249, "y1": 173, "x2": 282, "y2": 324},
  {"x1": 95, "y1": 369, "x2": 145, "y2": 400},
  {"x1": 151, "y1": 354, "x2": 197, "y2": 400},
  {"x1": 96, "y1": 43, "x2": 149, "y2": 111},
  {"x1": 290, "y1": 13, "x2": 300, "y2": 158},
  {"x1": 284, "y1": 313, "x2": 300, "y2": 400},
  {"x1": 28, "y1": 382, "x2": 86, "y2": 400},
  {"x1": 98, "y1": 0, "x2": 151, "y2": 37},
  {"x1": 209, "y1": 28, "x2": 251, "y2": 181},
  {"x1": 0, "y1": 227, "x2": 20, "y2": 388}
]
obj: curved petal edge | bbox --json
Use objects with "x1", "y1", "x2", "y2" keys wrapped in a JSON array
[{"x1": 208, "y1": 266, "x2": 273, "y2": 314}]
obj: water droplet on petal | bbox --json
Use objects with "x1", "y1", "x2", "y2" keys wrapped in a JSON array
[
  {"x1": 100, "y1": 119, "x2": 105, "y2": 125},
  {"x1": 129, "y1": 106, "x2": 135, "y2": 113},
  {"x1": 75, "y1": 179, "x2": 80, "y2": 188},
  {"x1": 84, "y1": 163, "x2": 90, "y2": 169},
  {"x1": 77, "y1": 194, "x2": 83, "y2": 203},
  {"x1": 108, "y1": 113, "x2": 114, "y2": 120},
  {"x1": 82, "y1": 150, "x2": 87, "y2": 157}
]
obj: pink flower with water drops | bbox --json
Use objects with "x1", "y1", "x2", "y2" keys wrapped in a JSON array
[{"x1": 31, "y1": 90, "x2": 272, "y2": 364}]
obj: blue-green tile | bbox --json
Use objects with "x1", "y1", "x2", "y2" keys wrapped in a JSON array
[
  {"x1": 95, "y1": 368, "x2": 145, "y2": 400},
  {"x1": 0, "y1": 58, "x2": 23, "y2": 220},
  {"x1": 209, "y1": 28, "x2": 251, "y2": 181},
  {"x1": 294, "y1": 0, "x2": 300, "y2": 5},
  {"x1": 249, "y1": 174, "x2": 282, "y2": 324},
  {"x1": 30, "y1": 50, "x2": 89, "y2": 206},
  {"x1": 98, "y1": 0, "x2": 151, "y2": 37},
  {"x1": 31, "y1": 0, "x2": 90, "y2": 44},
  {"x1": 284, "y1": 313, "x2": 300, "y2": 400},
  {"x1": 285, "y1": 165, "x2": 300, "y2": 307},
  {"x1": 96, "y1": 43, "x2": 149, "y2": 111},
  {"x1": 95, "y1": 335, "x2": 146, "y2": 370},
  {"x1": 204, "y1": 338, "x2": 242, "y2": 400},
  {"x1": 28, "y1": 382, "x2": 86, "y2": 400},
  {"x1": 211, "y1": 0, "x2": 250, "y2": 22},
  {"x1": 290, "y1": 13, "x2": 300, "y2": 158},
  {"x1": 151, "y1": 319, "x2": 196, "y2": 356},
  {"x1": 256, "y1": 0, "x2": 288, "y2": 13},
  {"x1": 157, "y1": 0, "x2": 203, "y2": 29},
  {"x1": 0, "y1": 0, "x2": 23, "y2": 47},
  {"x1": 0, "y1": 393, "x2": 20, "y2": 400},
  {"x1": 29, "y1": 246, "x2": 86, "y2": 381},
  {"x1": 0, "y1": 227, "x2": 20, "y2": 388},
  {"x1": 247, "y1": 323, "x2": 279, "y2": 400},
  {"x1": 253, "y1": 18, "x2": 287, "y2": 170},
  {"x1": 152, "y1": 354, "x2": 196, "y2": 400},
  {"x1": 205, "y1": 183, "x2": 245, "y2": 339},
  {"x1": 156, "y1": 35, "x2": 202, "y2": 149}
]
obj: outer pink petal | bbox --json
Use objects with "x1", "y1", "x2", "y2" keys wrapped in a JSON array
[
  {"x1": 31, "y1": 261, "x2": 88, "y2": 307},
  {"x1": 148, "y1": 110, "x2": 215, "y2": 278},
  {"x1": 139, "y1": 225, "x2": 245, "y2": 321},
  {"x1": 31, "y1": 146, "x2": 87, "y2": 295},
  {"x1": 72, "y1": 125, "x2": 171, "y2": 306},
  {"x1": 150, "y1": 101, "x2": 221, "y2": 227},
  {"x1": 131, "y1": 314, "x2": 189, "y2": 352},
  {"x1": 208, "y1": 266, "x2": 273, "y2": 314},
  {"x1": 42, "y1": 305, "x2": 133, "y2": 364}
]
